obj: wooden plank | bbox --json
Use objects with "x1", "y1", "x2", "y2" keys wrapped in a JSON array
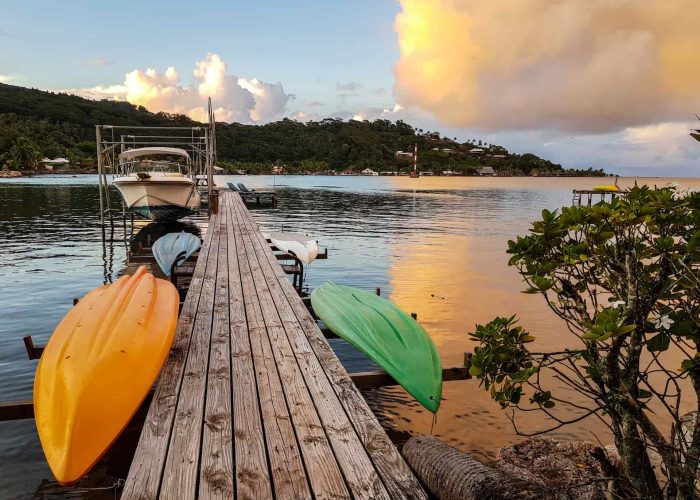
[
  {"x1": 351, "y1": 362, "x2": 470, "y2": 390},
  {"x1": 199, "y1": 214, "x2": 234, "y2": 499},
  {"x1": 230, "y1": 194, "x2": 311, "y2": 499},
  {"x1": 232, "y1": 195, "x2": 427, "y2": 499},
  {"x1": 159, "y1": 212, "x2": 221, "y2": 499},
  {"x1": 0, "y1": 400, "x2": 34, "y2": 421},
  {"x1": 223, "y1": 194, "x2": 273, "y2": 498},
  {"x1": 237, "y1": 206, "x2": 352, "y2": 499},
  {"x1": 234, "y1": 198, "x2": 389, "y2": 499},
  {"x1": 122, "y1": 210, "x2": 218, "y2": 500}
]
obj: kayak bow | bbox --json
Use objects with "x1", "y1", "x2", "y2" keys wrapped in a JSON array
[
  {"x1": 269, "y1": 232, "x2": 319, "y2": 265},
  {"x1": 311, "y1": 281, "x2": 442, "y2": 412},
  {"x1": 152, "y1": 231, "x2": 201, "y2": 277},
  {"x1": 34, "y1": 266, "x2": 179, "y2": 485}
]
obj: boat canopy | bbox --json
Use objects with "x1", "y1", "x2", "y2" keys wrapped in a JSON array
[{"x1": 119, "y1": 147, "x2": 190, "y2": 161}]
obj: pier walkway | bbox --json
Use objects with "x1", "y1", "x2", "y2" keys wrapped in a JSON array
[{"x1": 121, "y1": 191, "x2": 426, "y2": 499}]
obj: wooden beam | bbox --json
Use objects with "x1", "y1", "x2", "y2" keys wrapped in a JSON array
[
  {"x1": 350, "y1": 354, "x2": 472, "y2": 390},
  {"x1": 0, "y1": 400, "x2": 34, "y2": 421},
  {"x1": 23, "y1": 336, "x2": 43, "y2": 360}
]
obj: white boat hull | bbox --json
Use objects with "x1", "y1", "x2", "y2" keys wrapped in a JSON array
[{"x1": 113, "y1": 173, "x2": 201, "y2": 222}]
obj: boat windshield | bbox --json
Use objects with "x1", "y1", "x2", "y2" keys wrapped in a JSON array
[{"x1": 123, "y1": 160, "x2": 186, "y2": 174}]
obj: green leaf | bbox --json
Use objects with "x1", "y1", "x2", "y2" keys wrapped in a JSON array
[
  {"x1": 638, "y1": 389, "x2": 653, "y2": 399},
  {"x1": 617, "y1": 324, "x2": 637, "y2": 335},
  {"x1": 647, "y1": 332, "x2": 670, "y2": 352}
]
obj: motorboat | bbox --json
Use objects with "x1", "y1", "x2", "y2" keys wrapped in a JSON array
[{"x1": 113, "y1": 147, "x2": 201, "y2": 222}]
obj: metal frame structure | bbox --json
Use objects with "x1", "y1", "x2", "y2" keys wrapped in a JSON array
[{"x1": 96, "y1": 123, "x2": 215, "y2": 228}]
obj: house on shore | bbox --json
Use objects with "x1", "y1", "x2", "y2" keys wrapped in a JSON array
[
  {"x1": 42, "y1": 157, "x2": 70, "y2": 171},
  {"x1": 361, "y1": 168, "x2": 379, "y2": 176},
  {"x1": 477, "y1": 166, "x2": 496, "y2": 176}
]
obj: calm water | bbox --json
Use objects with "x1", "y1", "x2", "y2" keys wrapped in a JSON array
[{"x1": 1, "y1": 174, "x2": 698, "y2": 498}]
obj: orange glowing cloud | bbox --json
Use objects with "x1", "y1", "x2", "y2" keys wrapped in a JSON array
[{"x1": 394, "y1": 0, "x2": 700, "y2": 133}]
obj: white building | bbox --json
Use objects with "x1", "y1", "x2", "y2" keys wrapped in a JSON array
[
  {"x1": 42, "y1": 157, "x2": 70, "y2": 171},
  {"x1": 469, "y1": 148, "x2": 485, "y2": 155},
  {"x1": 361, "y1": 168, "x2": 379, "y2": 176}
]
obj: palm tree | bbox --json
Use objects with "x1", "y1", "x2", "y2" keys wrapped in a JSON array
[{"x1": 10, "y1": 137, "x2": 39, "y2": 170}]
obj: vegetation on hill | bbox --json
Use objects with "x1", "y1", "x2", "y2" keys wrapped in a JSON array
[{"x1": 0, "y1": 83, "x2": 605, "y2": 176}]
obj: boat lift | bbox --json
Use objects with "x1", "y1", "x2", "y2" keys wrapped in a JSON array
[{"x1": 95, "y1": 100, "x2": 217, "y2": 233}]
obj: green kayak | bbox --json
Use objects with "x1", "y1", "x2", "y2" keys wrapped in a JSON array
[{"x1": 311, "y1": 282, "x2": 442, "y2": 412}]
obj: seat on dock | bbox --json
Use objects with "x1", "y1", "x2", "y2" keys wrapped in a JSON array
[{"x1": 226, "y1": 182, "x2": 239, "y2": 191}]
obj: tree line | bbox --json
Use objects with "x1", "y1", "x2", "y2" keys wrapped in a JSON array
[{"x1": 0, "y1": 83, "x2": 605, "y2": 176}]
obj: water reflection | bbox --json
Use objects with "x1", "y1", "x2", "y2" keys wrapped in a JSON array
[{"x1": 1, "y1": 175, "x2": 699, "y2": 497}]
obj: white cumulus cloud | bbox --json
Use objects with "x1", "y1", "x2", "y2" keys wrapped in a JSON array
[{"x1": 71, "y1": 53, "x2": 291, "y2": 124}]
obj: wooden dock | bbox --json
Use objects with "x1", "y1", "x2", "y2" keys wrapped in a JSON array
[{"x1": 121, "y1": 191, "x2": 426, "y2": 499}]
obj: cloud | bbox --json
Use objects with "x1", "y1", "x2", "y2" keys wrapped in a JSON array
[
  {"x1": 290, "y1": 111, "x2": 323, "y2": 122},
  {"x1": 337, "y1": 81, "x2": 363, "y2": 92},
  {"x1": 0, "y1": 74, "x2": 17, "y2": 83},
  {"x1": 351, "y1": 104, "x2": 405, "y2": 121},
  {"x1": 305, "y1": 100, "x2": 324, "y2": 107},
  {"x1": 71, "y1": 53, "x2": 292, "y2": 123},
  {"x1": 83, "y1": 58, "x2": 114, "y2": 67},
  {"x1": 394, "y1": 0, "x2": 700, "y2": 133}
]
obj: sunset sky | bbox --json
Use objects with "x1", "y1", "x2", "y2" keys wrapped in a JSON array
[{"x1": 2, "y1": 0, "x2": 699, "y2": 176}]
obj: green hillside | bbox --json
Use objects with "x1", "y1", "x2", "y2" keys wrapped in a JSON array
[{"x1": 0, "y1": 83, "x2": 604, "y2": 176}]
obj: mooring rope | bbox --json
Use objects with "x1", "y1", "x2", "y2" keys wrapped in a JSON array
[{"x1": 70, "y1": 478, "x2": 124, "y2": 499}]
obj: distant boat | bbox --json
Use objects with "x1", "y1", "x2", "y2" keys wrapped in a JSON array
[
  {"x1": 113, "y1": 147, "x2": 201, "y2": 222},
  {"x1": 34, "y1": 266, "x2": 179, "y2": 485},
  {"x1": 269, "y1": 232, "x2": 319, "y2": 265},
  {"x1": 594, "y1": 176, "x2": 620, "y2": 192},
  {"x1": 593, "y1": 185, "x2": 620, "y2": 192},
  {"x1": 153, "y1": 231, "x2": 202, "y2": 277},
  {"x1": 311, "y1": 282, "x2": 442, "y2": 412}
]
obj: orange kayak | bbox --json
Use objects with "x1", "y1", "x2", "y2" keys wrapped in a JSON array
[{"x1": 34, "y1": 266, "x2": 179, "y2": 485}]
